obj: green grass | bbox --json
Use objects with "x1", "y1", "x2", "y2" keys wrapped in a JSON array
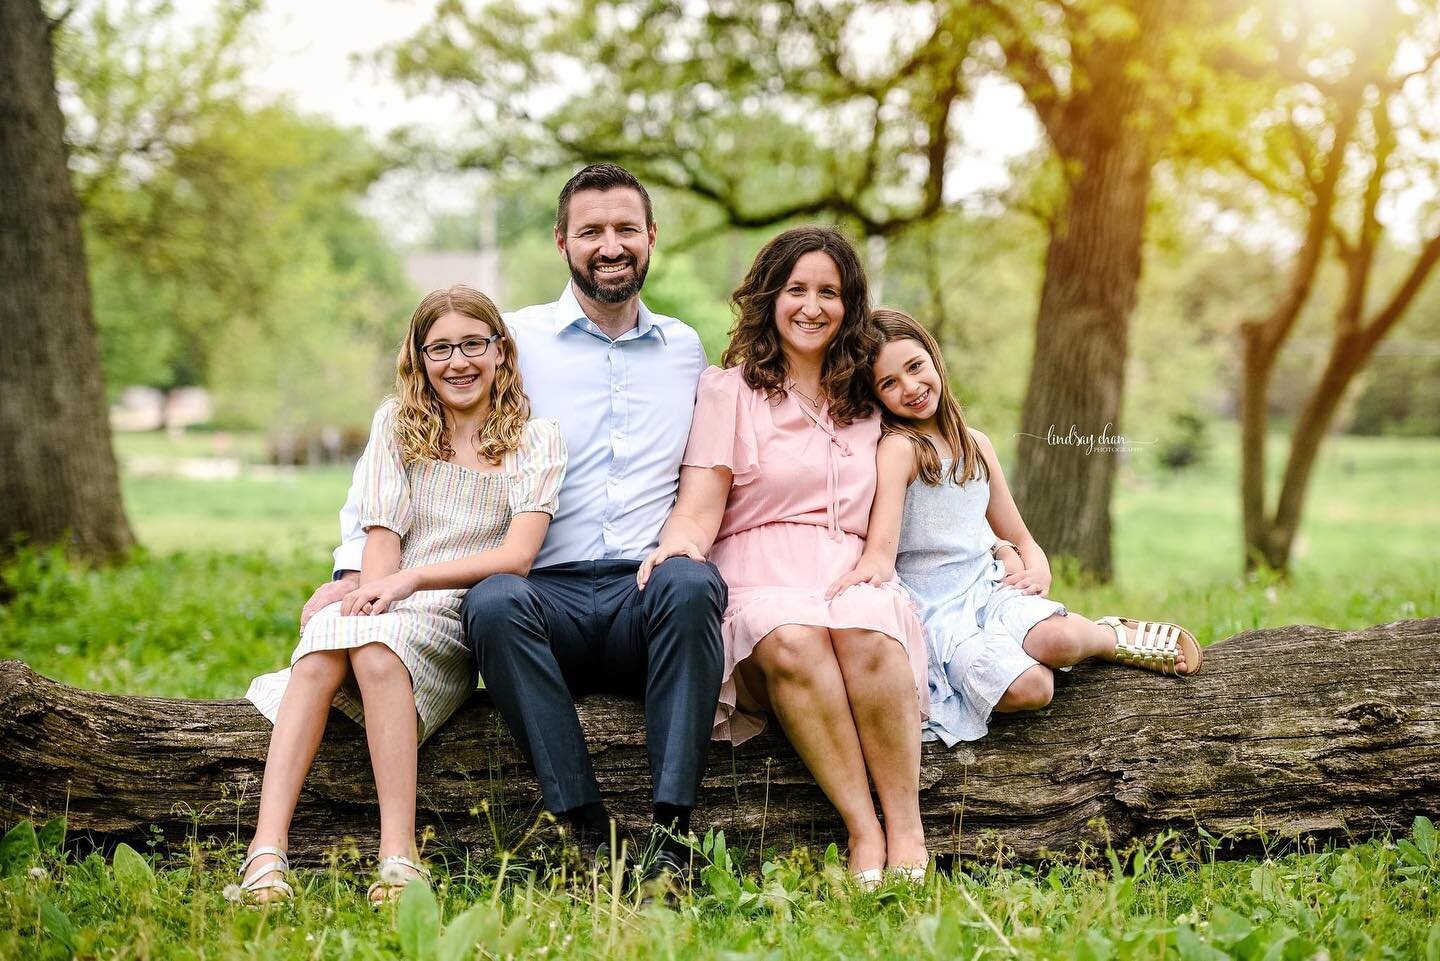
[
  {"x1": 1, "y1": 426, "x2": 1436, "y2": 958},
  {"x1": 1, "y1": 819, "x2": 1437, "y2": 960}
]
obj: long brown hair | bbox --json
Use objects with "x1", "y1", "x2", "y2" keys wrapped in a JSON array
[
  {"x1": 869, "y1": 308, "x2": 986, "y2": 487},
  {"x1": 393, "y1": 286, "x2": 530, "y2": 465},
  {"x1": 722, "y1": 226, "x2": 877, "y2": 426}
]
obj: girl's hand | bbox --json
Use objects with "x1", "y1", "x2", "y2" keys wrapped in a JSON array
[
  {"x1": 999, "y1": 548, "x2": 1024, "y2": 578},
  {"x1": 341, "y1": 571, "x2": 419, "y2": 616},
  {"x1": 637, "y1": 541, "x2": 706, "y2": 591},
  {"x1": 1001, "y1": 568, "x2": 1051, "y2": 596},
  {"x1": 824, "y1": 558, "x2": 893, "y2": 600}
]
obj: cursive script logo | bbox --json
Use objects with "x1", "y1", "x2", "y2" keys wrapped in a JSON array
[{"x1": 1014, "y1": 423, "x2": 1156, "y2": 456}]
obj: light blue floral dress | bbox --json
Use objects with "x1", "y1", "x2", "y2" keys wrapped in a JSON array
[{"x1": 895, "y1": 463, "x2": 1066, "y2": 745}]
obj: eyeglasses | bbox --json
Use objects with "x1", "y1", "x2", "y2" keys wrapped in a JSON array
[{"x1": 419, "y1": 334, "x2": 501, "y2": 363}]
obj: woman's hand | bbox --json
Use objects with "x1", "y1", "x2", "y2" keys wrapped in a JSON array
[
  {"x1": 637, "y1": 541, "x2": 706, "y2": 591},
  {"x1": 340, "y1": 570, "x2": 420, "y2": 616},
  {"x1": 1000, "y1": 567, "x2": 1051, "y2": 596},
  {"x1": 824, "y1": 557, "x2": 893, "y2": 600}
]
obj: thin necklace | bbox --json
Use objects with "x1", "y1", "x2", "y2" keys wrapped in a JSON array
[{"x1": 788, "y1": 381, "x2": 825, "y2": 413}]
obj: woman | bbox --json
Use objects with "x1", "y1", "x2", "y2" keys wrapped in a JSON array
[{"x1": 638, "y1": 227, "x2": 928, "y2": 884}]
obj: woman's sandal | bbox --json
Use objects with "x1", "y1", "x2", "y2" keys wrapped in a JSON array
[
  {"x1": 1098, "y1": 616, "x2": 1203, "y2": 677},
  {"x1": 851, "y1": 867, "x2": 884, "y2": 891},
  {"x1": 236, "y1": 846, "x2": 294, "y2": 905},
  {"x1": 888, "y1": 863, "x2": 928, "y2": 885},
  {"x1": 367, "y1": 855, "x2": 431, "y2": 906}
]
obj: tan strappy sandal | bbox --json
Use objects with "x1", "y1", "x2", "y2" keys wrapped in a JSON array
[
  {"x1": 367, "y1": 855, "x2": 431, "y2": 906},
  {"x1": 236, "y1": 846, "x2": 294, "y2": 905},
  {"x1": 1098, "y1": 616, "x2": 1202, "y2": 677}
]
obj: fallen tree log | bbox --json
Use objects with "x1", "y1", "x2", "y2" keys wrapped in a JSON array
[{"x1": 2, "y1": 618, "x2": 1437, "y2": 863}]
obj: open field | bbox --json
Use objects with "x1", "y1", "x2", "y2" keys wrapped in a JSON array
[{"x1": 2, "y1": 425, "x2": 1437, "y2": 958}]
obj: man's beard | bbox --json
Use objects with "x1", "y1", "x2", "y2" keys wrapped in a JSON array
[{"x1": 568, "y1": 252, "x2": 649, "y2": 304}]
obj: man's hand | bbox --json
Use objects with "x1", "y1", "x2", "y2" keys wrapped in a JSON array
[{"x1": 301, "y1": 571, "x2": 359, "y2": 630}]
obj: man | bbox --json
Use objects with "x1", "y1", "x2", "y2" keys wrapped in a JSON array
[{"x1": 306, "y1": 163, "x2": 725, "y2": 886}]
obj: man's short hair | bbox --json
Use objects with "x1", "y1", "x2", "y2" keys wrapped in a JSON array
[{"x1": 555, "y1": 163, "x2": 654, "y2": 234}]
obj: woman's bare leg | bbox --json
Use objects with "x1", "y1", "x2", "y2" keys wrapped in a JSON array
[
  {"x1": 246, "y1": 649, "x2": 350, "y2": 897},
  {"x1": 829, "y1": 628, "x2": 926, "y2": 870},
  {"x1": 750, "y1": 625, "x2": 885, "y2": 874},
  {"x1": 347, "y1": 643, "x2": 420, "y2": 873}
]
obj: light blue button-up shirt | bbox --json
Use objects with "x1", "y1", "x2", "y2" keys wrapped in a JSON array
[{"x1": 333, "y1": 283, "x2": 707, "y2": 572}]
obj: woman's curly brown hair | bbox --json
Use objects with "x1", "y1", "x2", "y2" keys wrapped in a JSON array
[
  {"x1": 722, "y1": 226, "x2": 878, "y2": 426},
  {"x1": 392, "y1": 285, "x2": 530, "y2": 466}
]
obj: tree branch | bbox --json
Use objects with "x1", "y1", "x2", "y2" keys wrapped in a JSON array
[
  {"x1": 1361, "y1": 229, "x2": 1440, "y2": 349},
  {"x1": 971, "y1": 0, "x2": 1065, "y2": 140}
]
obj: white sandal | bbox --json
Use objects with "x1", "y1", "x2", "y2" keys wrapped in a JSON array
[
  {"x1": 888, "y1": 863, "x2": 928, "y2": 885},
  {"x1": 237, "y1": 846, "x2": 294, "y2": 905},
  {"x1": 851, "y1": 867, "x2": 883, "y2": 891},
  {"x1": 367, "y1": 855, "x2": 431, "y2": 906},
  {"x1": 1098, "y1": 616, "x2": 1202, "y2": 677}
]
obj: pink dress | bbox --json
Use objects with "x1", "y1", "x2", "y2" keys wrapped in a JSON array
[{"x1": 684, "y1": 365, "x2": 929, "y2": 744}]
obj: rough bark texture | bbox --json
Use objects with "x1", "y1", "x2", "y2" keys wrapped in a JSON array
[
  {"x1": 0, "y1": 0, "x2": 135, "y2": 561},
  {"x1": 1012, "y1": 134, "x2": 1151, "y2": 583},
  {"x1": 1009, "y1": 2, "x2": 1176, "y2": 584},
  {"x1": 3, "y1": 619, "x2": 1437, "y2": 864}
]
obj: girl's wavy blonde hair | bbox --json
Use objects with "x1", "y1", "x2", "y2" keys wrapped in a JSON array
[
  {"x1": 869, "y1": 308, "x2": 987, "y2": 487},
  {"x1": 392, "y1": 285, "x2": 530, "y2": 466}
]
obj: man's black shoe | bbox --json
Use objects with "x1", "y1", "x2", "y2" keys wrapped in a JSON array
[{"x1": 637, "y1": 846, "x2": 693, "y2": 909}]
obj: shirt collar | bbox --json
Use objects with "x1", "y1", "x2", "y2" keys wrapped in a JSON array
[{"x1": 553, "y1": 282, "x2": 668, "y2": 345}]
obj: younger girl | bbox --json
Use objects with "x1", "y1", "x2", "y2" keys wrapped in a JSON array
[
  {"x1": 829, "y1": 308, "x2": 1199, "y2": 746},
  {"x1": 239, "y1": 286, "x2": 566, "y2": 903}
]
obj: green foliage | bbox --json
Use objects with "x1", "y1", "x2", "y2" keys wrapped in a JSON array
[
  {"x1": 54, "y1": 0, "x2": 413, "y2": 426},
  {"x1": 1, "y1": 820, "x2": 1439, "y2": 959}
]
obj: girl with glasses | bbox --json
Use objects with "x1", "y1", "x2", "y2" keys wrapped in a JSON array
[{"x1": 240, "y1": 286, "x2": 566, "y2": 905}]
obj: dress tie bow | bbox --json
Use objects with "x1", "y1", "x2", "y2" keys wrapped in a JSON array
[{"x1": 791, "y1": 391, "x2": 849, "y2": 542}]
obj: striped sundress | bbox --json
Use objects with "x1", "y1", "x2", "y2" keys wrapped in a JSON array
[{"x1": 247, "y1": 400, "x2": 567, "y2": 742}]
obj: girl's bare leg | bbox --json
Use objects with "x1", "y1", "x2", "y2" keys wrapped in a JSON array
[
  {"x1": 749, "y1": 625, "x2": 886, "y2": 874},
  {"x1": 1023, "y1": 614, "x2": 1114, "y2": 667},
  {"x1": 1024, "y1": 613, "x2": 1193, "y2": 673},
  {"x1": 994, "y1": 664, "x2": 1055, "y2": 712},
  {"x1": 347, "y1": 643, "x2": 420, "y2": 874},
  {"x1": 246, "y1": 649, "x2": 350, "y2": 897},
  {"x1": 829, "y1": 628, "x2": 926, "y2": 870}
]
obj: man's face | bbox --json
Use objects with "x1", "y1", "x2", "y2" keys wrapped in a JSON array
[{"x1": 556, "y1": 188, "x2": 656, "y2": 305}]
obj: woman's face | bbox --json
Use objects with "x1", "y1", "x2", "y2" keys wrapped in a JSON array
[
  {"x1": 772, "y1": 250, "x2": 846, "y2": 365},
  {"x1": 420, "y1": 311, "x2": 504, "y2": 415},
  {"x1": 872, "y1": 338, "x2": 942, "y2": 422}
]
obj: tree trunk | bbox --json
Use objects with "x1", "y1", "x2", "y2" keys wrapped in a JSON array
[
  {"x1": 1238, "y1": 326, "x2": 1279, "y2": 570},
  {"x1": 1013, "y1": 126, "x2": 1153, "y2": 582},
  {"x1": 0, "y1": 0, "x2": 134, "y2": 561},
  {"x1": 1264, "y1": 335, "x2": 1370, "y2": 568},
  {"x1": 4, "y1": 618, "x2": 1437, "y2": 865}
]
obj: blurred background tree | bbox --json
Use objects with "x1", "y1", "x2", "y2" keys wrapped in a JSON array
[
  {"x1": 1190, "y1": 0, "x2": 1440, "y2": 572},
  {"x1": 1, "y1": 0, "x2": 134, "y2": 562},
  {"x1": 56, "y1": 0, "x2": 413, "y2": 432},
  {"x1": 3, "y1": 0, "x2": 1437, "y2": 578}
]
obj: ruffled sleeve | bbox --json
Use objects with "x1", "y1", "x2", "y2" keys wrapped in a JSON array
[
  {"x1": 356, "y1": 399, "x2": 413, "y2": 537},
  {"x1": 509, "y1": 419, "x2": 567, "y2": 515},
  {"x1": 682, "y1": 365, "x2": 761, "y2": 487}
]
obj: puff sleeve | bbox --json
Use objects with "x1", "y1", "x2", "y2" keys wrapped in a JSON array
[
  {"x1": 682, "y1": 365, "x2": 761, "y2": 486},
  {"x1": 509, "y1": 419, "x2": 567, "y2": 516},
  {"x1": 356, "y1": 399, "x2": 413, "y2": 537}
]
